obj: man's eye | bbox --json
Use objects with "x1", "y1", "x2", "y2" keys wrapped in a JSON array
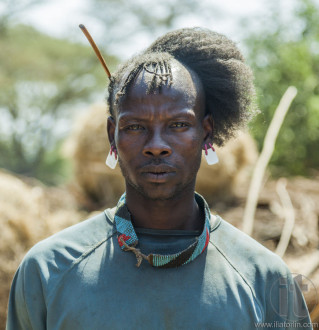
[
  {"x1": 171, "y1": 122, "x2": 188, "y2": 128},
  {"x1": 126, "y1": 124, "x2": 144, "y2": 130}
]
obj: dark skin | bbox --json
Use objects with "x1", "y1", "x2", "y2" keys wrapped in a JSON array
[{"x1": 107, "y1": 59, "x2": 214, "y2": 231}]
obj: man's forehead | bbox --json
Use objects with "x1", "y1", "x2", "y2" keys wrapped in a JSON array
[{"x1": 120, "y1": 59, "x2": 203, "y2": 109}]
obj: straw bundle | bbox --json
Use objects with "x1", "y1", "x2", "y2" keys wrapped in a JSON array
[
  {"x1": 196, "y1": 131, "x2": 258, "y2": 205},
  {"x1": 0, "y1": 170, "x2": 87, "y2": 327},
  {"x1": 65, "y1": 105, "x2": 125, "y2": 209}
]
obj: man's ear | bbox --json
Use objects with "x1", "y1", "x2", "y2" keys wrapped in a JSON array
[
  {"x1": 202, "y1": 114, "x2": 214, "y2": 146},
  {"x1": 107, "y1": 116, "x2": 116, "y2": 146}
]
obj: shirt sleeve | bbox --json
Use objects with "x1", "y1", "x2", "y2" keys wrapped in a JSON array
[{"x1": 6, "y1": 257, "x2": 47, "y2": 330}]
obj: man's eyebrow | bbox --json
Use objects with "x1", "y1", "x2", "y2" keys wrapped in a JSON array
[
  {"x1": 168, "y1": 111, "x2": 197, "y2": 119},
  {"x1": 117, "y1": 114, "x2": 148, "y2": 122}
]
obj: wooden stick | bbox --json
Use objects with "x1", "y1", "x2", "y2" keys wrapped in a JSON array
[
  {"x1": 242, "y1": 86, "x2": 298, "y2": 236},
  {"x1": 79, "y1": 24, "x2": 111, "y2": 79},
  {"x1": 275, "y1": 178, "x2": 295, "y2": 257}
]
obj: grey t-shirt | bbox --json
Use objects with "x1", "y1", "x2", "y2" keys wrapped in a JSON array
[{"x1": 6, "y1": 210, "x2": 311, "y2": 329}]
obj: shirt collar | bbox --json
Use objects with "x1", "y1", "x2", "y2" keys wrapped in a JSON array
[{"x1": 114, "y1": 192, "x2": 211, "y2": 268}]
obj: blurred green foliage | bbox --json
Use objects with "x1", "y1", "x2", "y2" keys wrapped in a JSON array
[
  {"x1": 0, "y1": 24, "x2": 117, "y2": 184},
  {"x1": 245, "y1": 0, "x2": 319, "y2": 176}
]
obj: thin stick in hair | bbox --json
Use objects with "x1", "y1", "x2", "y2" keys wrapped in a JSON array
[{"x1": 79, "y1": 24, "x2": 111, "y2": 79}]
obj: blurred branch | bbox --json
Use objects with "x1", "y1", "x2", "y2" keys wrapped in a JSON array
[
  {"x1": 242, "y1": 86, "x2": 298, "y2": 236},
  {"x1": 275, "y1": 178, "x2": 295, "y2": 257},
  {"x1": 304, "y1": 251, "x2": 319, "y2": 277}
]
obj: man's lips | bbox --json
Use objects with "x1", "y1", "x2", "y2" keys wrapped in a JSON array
[
  {"x1": 140, "y1": 164, "x2": 176, "y2": 174},
  {"x1": 140, "y1": 164, "x2": 176, "y2": 183}
]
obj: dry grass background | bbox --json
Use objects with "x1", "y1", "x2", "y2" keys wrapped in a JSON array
[
  {"x1": 0, "y1": 170, "x2": 90, "y2": 327},
  {"x1": 1, "y1": 104, "x2": 318, "y2": 327}
]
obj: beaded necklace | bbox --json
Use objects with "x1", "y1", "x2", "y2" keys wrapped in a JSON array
[{"x1": 114, "y1": 192, "x2": 211, "y2": 268}]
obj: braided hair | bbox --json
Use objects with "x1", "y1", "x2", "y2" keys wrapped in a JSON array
[{"x1": 107, "y1": 27, "x2": 257, "y2": 146}]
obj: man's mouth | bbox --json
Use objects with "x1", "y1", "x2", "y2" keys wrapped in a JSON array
[
  {"x1": 140, "y1": 165, "x2": 176, "y2": 183},
  {"x1": 142, "y1": 171, "x2": 175, "y2": 183}
]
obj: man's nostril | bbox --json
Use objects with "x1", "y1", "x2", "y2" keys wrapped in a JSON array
[{"x1": 143, "y1": 143, "x2": 172, "y2": 157}]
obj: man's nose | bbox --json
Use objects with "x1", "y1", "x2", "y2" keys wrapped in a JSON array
[{"x1": 142, "y1": 130, "x2": 172, "y2": 158}]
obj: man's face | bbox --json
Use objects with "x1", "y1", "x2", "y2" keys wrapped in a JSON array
[{"x1": 108, "y1": 60, "x2": 212, "y2": 200}]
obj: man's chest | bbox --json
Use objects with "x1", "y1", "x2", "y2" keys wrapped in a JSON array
[{"x1": 45, "y1": 248, "x2": 262, "y2": 330}]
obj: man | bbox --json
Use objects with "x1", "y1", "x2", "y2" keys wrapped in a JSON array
[{"x1": 7, "y1": 28, "x2": 311, "y2": 329}]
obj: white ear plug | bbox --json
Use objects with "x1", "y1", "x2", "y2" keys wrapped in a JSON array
[
  {"x1": 204, "y1": 143, "x2": 219, "y2": 165},
  {"x1": 105, "y1": 146, "x2": 118, "y2": 169}
]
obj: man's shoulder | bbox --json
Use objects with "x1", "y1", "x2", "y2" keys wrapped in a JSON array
[
  {"x1": 210, "y1": 215, "x2": 290, "y2": 280},
  {"x1": 20, "y1": 209, "x2": 116, "y2": 281}
]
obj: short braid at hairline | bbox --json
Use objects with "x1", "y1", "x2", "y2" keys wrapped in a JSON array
[
  {"x1": 107, "y1": 52, "x2": 174, "y2": 115},
  {"x1": 107, "y1": 27, "x2": 258, "y2": 146}
]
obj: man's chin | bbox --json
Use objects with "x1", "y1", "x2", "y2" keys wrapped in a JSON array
[
  {"x1": 142, "y1": 190, "x2": 176, "y2": 201},
  {"x1": 127, "y1": 181, "x2": 183, "y2": 201}
]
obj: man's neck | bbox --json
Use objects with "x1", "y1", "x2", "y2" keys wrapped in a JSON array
[{"x1": 125, "y1": 187, "x2": 204, "y2": 231}]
